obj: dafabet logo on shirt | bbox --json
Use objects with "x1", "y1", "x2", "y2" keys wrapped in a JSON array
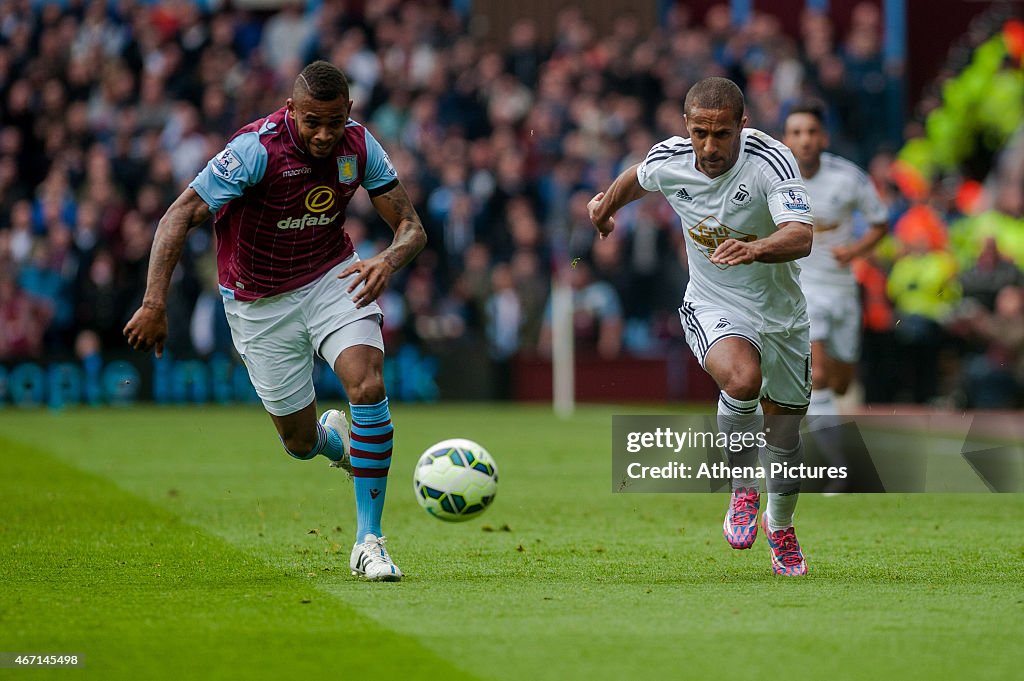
[
  {"x1": 304, "y1": 186, "x2": 336, "y2": 213},
  {"x1": 276, "y1": 186, "x2": 340, "y2": 230}
]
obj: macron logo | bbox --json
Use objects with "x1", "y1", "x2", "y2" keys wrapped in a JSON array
[
  {"x1": 370, "y1": 489, "x2": 381, "y2": 499},
  {"x1": 675, "y1": 188, "x2": 693, "y2": 202}
]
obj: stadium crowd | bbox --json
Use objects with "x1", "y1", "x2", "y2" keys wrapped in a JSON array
[{"x1": 1, "y1": 0, "x2": 1023, "y2": 407}]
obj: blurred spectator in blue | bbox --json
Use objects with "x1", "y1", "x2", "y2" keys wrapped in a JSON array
[
  {"x1": 511, "y1": 249, "x2": 548, "y2": 354},
  {"x1": 485, "y1": 263, "x2": 523, "y2": 398},
  {"x1": 259, "y1": 1, "x2": 315, "y2": 78},
  {"x1": 18, "y1": 229, "x2": 74, "y2": 351},
  {"x1": 539, "y1": 260, "x2": 623, "y2": 360},
  {"x1": 955, "y1": 286, "x2": 1024, "y2": 408}
]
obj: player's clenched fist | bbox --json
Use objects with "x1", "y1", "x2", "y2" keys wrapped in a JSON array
[
  {"x1": 588, "y1": 192, "x2": 615, "y2": 239},
  {"x1": 123, "y1": 304, "x2": 168, "y2": 357}
]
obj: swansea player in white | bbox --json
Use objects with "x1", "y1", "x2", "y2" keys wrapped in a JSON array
[
  {"x1": 783, "y1": 101, "x2": 888, "y2": 463},
  {"x1": 589, "y1": 77, "x2": 814, "y2": 575}
]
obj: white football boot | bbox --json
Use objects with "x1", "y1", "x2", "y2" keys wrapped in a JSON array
[
  {"x1": 350, "y1": 534, "x2": 403, "y2": 582},
  {"x1": 318, "y1": 409, "x2": 352, "y2": 476}
]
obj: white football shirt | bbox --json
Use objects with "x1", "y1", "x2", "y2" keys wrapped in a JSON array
[
  {"x1": 637, "y1": 128, "x2": 814, "y2": 332},
  {"x1": 798, "y1": 152, "x2": 888, "y2": 290}
]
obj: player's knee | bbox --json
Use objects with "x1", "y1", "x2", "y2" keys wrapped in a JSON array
[
  {"x1": 830, "y1": 369, "x2": 853, "y2": 395},
  {"x1": 831, "y1": 381, "x2": 851, "y2": 397},
  {"x1": 721, "y1": 366, "x2": 761, "y2": 402},
  {"x1": 347, "y1": 377, "x2": 386, "y2": 405}
]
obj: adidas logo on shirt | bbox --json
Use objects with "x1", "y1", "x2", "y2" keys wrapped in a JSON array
[{"x1": 675, "y1": 187, "x2": 693, "y2": 202}]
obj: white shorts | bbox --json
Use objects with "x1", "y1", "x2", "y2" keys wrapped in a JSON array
[
  {"x1": 679, "y1": 301, "x2": 811, "y2": 410},
  {"x1": 223, "y1": 255, "x2": 384, "y2": 416},
  {"x1": 805, "y1": 288, "x2": 861, "y2": 363}
]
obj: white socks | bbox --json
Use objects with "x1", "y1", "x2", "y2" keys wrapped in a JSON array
[
  {"x1": 717, "y1": 391, "x2": 763, "y2": 491},
  {"x1": 808, "y1": 388, "x2": 845, "y2": 468},
  {"x1": 764, "y1": 439, "x2": 804, "y2": 531}
]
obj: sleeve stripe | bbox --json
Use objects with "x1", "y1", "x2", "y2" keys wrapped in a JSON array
[
  {"x1": 746, "y1": 137, "x2": 795, "y2": 176},
  {"x1": 645, "y1": 146, "x2": 693, "y2": 164},
  {"x1": 645, "y1": 142, "x2": 691, "y2": 161},
  {"x1": 366, "y1": 178, "x2": 399, "y2": 198},
  {"x1": 649, "y1": 140, "x2": 689, "y2": 153},
  {"x1": 744, "y1": 147, "x2": 787, "y2": 181},
  {"x1": 745, "y1": 138, "x2": 795, "y2": 179},
  {"x1": 645, "y1": 150, "x2": 693, "y2": 164}
]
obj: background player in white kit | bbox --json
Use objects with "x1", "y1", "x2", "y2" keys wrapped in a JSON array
[
  {"x1": 589, "y1": 77, "x2": 814, "y2": 575},
  {"x1": 783, "y1": 100, "x2": 888, "y2": 478}
]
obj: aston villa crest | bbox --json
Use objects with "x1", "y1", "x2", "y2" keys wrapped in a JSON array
[{"x1": 337, "y1": 155, "x2": 358, "y2": 184}]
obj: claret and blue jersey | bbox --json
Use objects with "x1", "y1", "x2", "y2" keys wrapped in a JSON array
[{"x1": 190, "y1": 106, "x2": 399, "y2": 301}]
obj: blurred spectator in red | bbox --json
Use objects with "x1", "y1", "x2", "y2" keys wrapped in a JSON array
[
  {"x1": 0, "y1": 273, "x2": 46, "y2": 360},
  {"x1": 854, "y1": 256, "x2": 900, "y2": 403}
]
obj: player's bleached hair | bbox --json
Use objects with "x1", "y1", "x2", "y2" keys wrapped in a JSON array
[
  {"x1": 684, "y1": 77, "x2": 745, "y2": 124},
  {"x1": 786, "y1": 98, "x2": 827, "y2": 125},
  {"x1": 294, "y1": 61, "x2": 349, "y2": 101}
]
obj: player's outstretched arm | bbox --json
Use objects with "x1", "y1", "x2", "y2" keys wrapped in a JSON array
[
  {"x1": 710, "y1": 221, "x2": 812, "y2": 266},
  {"x1": 341, "y1": 181, "x2": 427, "y2": 308},
  {"x1": 124, "y1": 188, "x2": 211, "y2": 357},
  {"x1": 588, "y1": 163, "x2": 648, "y2": 239},
  {"x1": 832, "y1": 222, "x2": 887, "y2": 265}
]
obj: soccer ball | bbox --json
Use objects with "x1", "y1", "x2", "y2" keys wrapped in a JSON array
[{"x1": 413, "y1": 438, "x2": 498, "y2": 522}]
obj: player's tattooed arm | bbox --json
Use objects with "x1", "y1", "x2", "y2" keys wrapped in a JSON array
[
  {"x1": 341, "y1": 182, "x2": 427, "y2": 308},
  {"x1": 124, "y1": 189, "x2": 211, "y2": 356},
  {"x1": 371, "y1": 183, "x2": 428, "y2": 271},
  {"x1": 711, "y1": 221, "x2": 813, "y2": 266},
  {"x1": 143, "y1": 189, "x2": 211, "y2": 309}
]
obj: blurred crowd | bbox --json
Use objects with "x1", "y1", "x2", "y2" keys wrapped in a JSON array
[{"x1": 1, "y1": 0, "x2": 1022, "y2": 407}]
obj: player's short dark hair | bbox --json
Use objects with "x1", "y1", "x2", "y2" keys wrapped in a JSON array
[
  {"x1": 684, "y1": 77, "x2": 745, "y2": 124},
  {"x1": 786, "y1": 98, "x2": 827, "y2": 125},
  {"x1": 294, "y1": 61, "x2": 349, "y2": 101}
]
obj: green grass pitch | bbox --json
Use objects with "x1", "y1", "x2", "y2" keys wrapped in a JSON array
[{"x1": 1, "y1": 403, "x2": 1022, "y2": 680}]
